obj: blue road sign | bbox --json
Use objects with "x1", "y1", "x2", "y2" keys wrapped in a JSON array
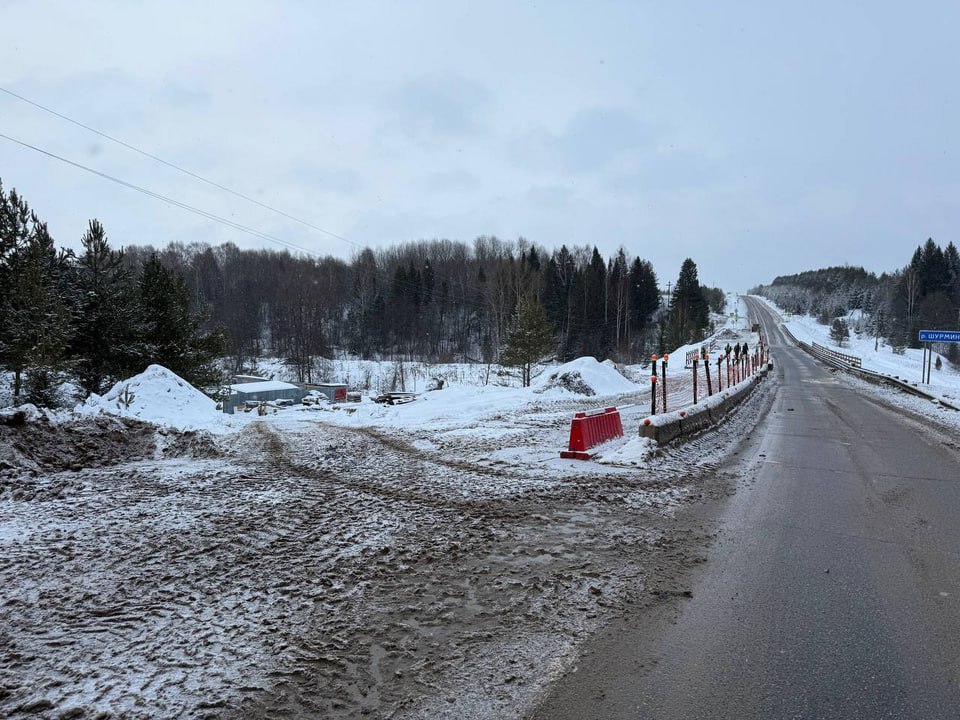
[{"x1": 919, "y1": 330, "x2": 960, "y2": 343}]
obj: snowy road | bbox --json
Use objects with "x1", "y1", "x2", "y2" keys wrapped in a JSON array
[{"x1": 530, "y1": 297, "x2": 960, "y2": 719}]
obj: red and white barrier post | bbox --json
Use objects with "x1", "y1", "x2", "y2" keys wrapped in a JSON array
[
  {"x1": 704, "y1": 351, "x2": 713, "y2": 396},
  {"x1": 651, "y1": 354, "x2": 658, "y2": 415},
  {"x1": 661, "y1": 354, "x2": 669, "y2": 413}
]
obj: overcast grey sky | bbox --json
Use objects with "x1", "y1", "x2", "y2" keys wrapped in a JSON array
[{"x1": 2, "y1": 0, "x2": 958, "y2": 289}]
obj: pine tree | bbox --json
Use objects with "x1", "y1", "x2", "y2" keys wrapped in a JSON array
[
  {"x1": 71, "y1": 220, "x2": 140, "y2": 395},
  {"x1": 500, "y1": 295, "x2": 556, "y2": 387},
  {"x1": 137, "y1": 254, "x2": 224, "y2": 388},
  {"x1": 1, "y1": 221, "x2": 74, "y2": 404},
  {"x1": 0, "y1": 183, "x2": 36, "y2": 354}
]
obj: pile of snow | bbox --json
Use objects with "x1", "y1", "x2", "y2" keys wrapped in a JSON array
[
  {"x1": 78, "y1": 365, "x2": 220, "y2": 431},
  {"x1": 533, "y1": 357, "x2": 639, "y2": 396},
  {"x1": 597, "y1": 436, "x2": 658, "y2": 467}
]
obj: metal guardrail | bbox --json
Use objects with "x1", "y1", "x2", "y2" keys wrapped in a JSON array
[
  {"x1": 746, "y1": 312, "x2": 956, "y2": 412},
  {"x1": 811, "y1": 342, "x2": 862, "y2": 368},
  {"x1": 791, "y1": 335, "x2": 959, "y2": 412},
  {"x1": 779, "y1": 323, "x2": 798, "y2": 345}
]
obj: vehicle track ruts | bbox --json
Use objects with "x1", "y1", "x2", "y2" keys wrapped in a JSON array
[
  {"x1": 1, "y1": 362, "x2": 774, "y2": 720},
  {"x1": 245, "y1": 423, "x2": 544, "y2": 520}
]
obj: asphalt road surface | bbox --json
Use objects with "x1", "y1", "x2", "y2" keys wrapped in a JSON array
[{"x1": 530, "y1": 297, "x2": 960, "y2": 719}]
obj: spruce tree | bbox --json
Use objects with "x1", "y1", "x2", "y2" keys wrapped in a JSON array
[
  {"x1": 71, "y1": 220, "x2": 140, "y2": 395},
  {"x1": 666, "y1": 258, "x2": 709, "y2": 347},
  {"x1": 628, "y1": 257, "x2": 660, "y2": 335},
  {"x1": 944, "y1": 242, "x2": 960, "y2": 306},
  {"x1": 500, "y1": 295, "x2": 556, "y2": 387},
  {"x1": 137, "y1": 254, "x2": 224, "y2": 388},
  {"x1": 830, "y1": 318, "x2": 850, "y2": 347},
  {"x1": 581, "y1": 247, "x2": 608, "y2": 359}
]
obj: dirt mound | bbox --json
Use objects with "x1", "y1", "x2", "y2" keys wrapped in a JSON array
[
  {"x1": 534, "y1": 357, "x2": 638, "y2": 396},
  {"x1": 537, "y1": 371, "x2": 597, "y2": 395},
  {"x1": 0, "y1": 411, "x2": 220, "y2": 486},
  {"x1": 157, "y1": 428, "x2": 221, "y2": 459}
]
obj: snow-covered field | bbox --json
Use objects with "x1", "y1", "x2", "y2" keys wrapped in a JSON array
[{"x1": 0, "y1": 298, "x2": 771, "y2": 718}]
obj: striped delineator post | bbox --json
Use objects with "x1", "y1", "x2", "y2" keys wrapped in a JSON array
[
  {"x1": 650, "y1": 354, "x2": 658, "y2": 415},
  {"x1": 692, "y1": 355, "x2": 699, "y2": 404},
  {"x1": 661, "y1": 354, "x2": 669, "y2": 413}
]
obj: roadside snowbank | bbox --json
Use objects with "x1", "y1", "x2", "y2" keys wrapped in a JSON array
[{"x1": 596, "y1": 436, "x2": 658, "y2": 466}]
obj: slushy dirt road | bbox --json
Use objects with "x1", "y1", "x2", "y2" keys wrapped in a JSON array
[{"x1": 0, "y1": 381, "x2": 773, "y2": 719}]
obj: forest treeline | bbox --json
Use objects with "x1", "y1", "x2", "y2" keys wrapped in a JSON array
[
  {"x1": 133, "y1": 238, "x2": 723, "y2": 378},
  {"x1": 751, "y1": 238, "x2": 960, "y2": 362},
  {"x1": 1, "y1": 179, "x2": 723, "y2": 405}
]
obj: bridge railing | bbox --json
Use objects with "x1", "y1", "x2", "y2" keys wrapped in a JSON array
[{"x1": 811, "y1": 342, "x2": 862, "y2": 368}]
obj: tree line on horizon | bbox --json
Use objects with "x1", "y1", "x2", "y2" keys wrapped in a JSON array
[
  {"x1": 751, "y1": 238, "x2": 960, "y2": 363},
  {"x1": 0, "y1": 179, "x2": 723, "y2": 405},
  {"x1": 141, "y1": 238, "x2": 722, "y2": 370}
]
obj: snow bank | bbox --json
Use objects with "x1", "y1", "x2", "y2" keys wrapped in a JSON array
[
  {"x1": 78, "y1": 365, "x2": 221, "y2": 431},
  {"x1": 533, "y1": 357, "x2": 639, "y2": 396},
  {"x1": 596, "y1": 436, "x2": 658, "y2": 466}
]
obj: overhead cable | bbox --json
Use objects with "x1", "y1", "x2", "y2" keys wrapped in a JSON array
[
  {"x1": 0, "y1": 85, "x2": 359, "y2": 249},
  {"x1": 0, "y1": 131, "x2": 320, "y2": 256}
]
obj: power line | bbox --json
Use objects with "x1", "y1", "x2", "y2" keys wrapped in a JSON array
[
  {"x1": 0, "y1": 87, "x2": 676, "y2": 341},
  {"x1": 1, "y1": 86, "x2": 609, "y2": 311},
  {"x1": 0, "y1": 130, "x2": 491, "y2": 306},
  {"x1": 0, "y1": 85, "x2": 360, "y2": 250},
  {"x1": 0, "y1": 133, "x2": 657, "y2": 356},
  {"x1": 0, "y1": 131, "x2": 321, "y2": 257},
  {"x1": 0, "y1": 105, "x2": 646, "y2": 319},
  {"x1": 0, "y1": 87, "x2": 494, "y2": 303}
]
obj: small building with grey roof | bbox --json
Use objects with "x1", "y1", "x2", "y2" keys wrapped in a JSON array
[{"x1": 223, "y1": 380, "x2": 308, "y2": 414}]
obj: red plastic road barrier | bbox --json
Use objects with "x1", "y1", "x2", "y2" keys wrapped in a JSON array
[{"x1": 560, "y1": 406, "x2": 624, "y2": 460}]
